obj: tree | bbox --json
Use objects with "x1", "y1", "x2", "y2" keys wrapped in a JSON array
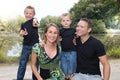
[
  {"x1": 0, "y1": 15, "x2": 25, "y2": 33},
  {"x1": 39, "y1": 15, "x2": 60, "y2": 33},
  {"x1": 70, "y1": 0, "x2": 120, "y2": 29},
  {"x1": 7, "y1": 15, "x2": 25, "y2": 33}
]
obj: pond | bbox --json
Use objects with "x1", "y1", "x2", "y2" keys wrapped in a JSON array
[
  {"x1": 0, "y1": 33, "x2": 22, "y2": 57},
  {"x1": 0, "y1": 33, "x2": 120, "y2": 57}
]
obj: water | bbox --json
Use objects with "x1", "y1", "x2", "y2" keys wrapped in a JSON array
[
  {"x1": 0, "y1": 33, "x2": 120, "y2": 57},
  {"x1": 7, "y1": 43, "x2": 22, "y2": 57}
]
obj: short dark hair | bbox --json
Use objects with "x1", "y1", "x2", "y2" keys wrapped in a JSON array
[{"x1": 80, "y1": 18, "x2": 92, "y2": 28}]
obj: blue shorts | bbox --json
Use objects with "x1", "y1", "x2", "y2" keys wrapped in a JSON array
[{"x1": 60, "y1": 51, "x2": 77, "y2": 75}]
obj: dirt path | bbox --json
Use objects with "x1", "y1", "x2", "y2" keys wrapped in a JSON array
[
  {"x1": 0, "y1": 63, "x2": 32, "y2": 80},
  {"x1": 0, "y1": 59, "x2": 120, "y2": 80},
  {"x1": 108, "y1": 59, "x2": 120, "y2": 80}
]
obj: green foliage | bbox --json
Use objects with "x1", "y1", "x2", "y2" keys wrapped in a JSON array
[
  {"x1": 0, "y1": 36, "x2": 21, "y2": 63},
  {"x1": 0, "y1": 35, "x2": 22, "y2": 59},
  {"x1": 0, "y1": 15, "x2": 25, "y2": 33},
  {"x1": 39, "y1": 16, "x2": 61, "y2": 35},
  {"x1": 91, "y1": 19, "x2": 106, "y2": 33},
  {"x1": 70, "y1": 0, "x2": 120, "y2": 29},
  {"x1": 0, "y1": 19, "x2": 6, "y2": 31},
  {"x1": 7, "y1": 16, "x2": 25, "y2": 33},
  {"x1": 108, "y1": 46, "x2": 120, "y2": 58},
  {"x1": 0, "y1": 51, "x2": 20, "y2": 63},
  {"x1": 93, "y1": 34, "x2": 120, "y2": 58},
  {"x1": 0, "y1": 33, "x2": 120, "y2": 63},
  {"x1": 0, "y1": 51, "x2": 6, "y2": 63},
  {"x1": 7, "y1": 57, "x2": 20, "y2": 63}
]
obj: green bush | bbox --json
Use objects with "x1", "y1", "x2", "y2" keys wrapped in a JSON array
[
  {"x1": 0, "y1": 51, "x2": 8, "y2": 63},
  {"x1": 93, "y1": 34, "x2": 120, "y2": 58},
  {"x1": 108, "y1": 46, "x2": 120, "y2": 58},
  {"x1": 0, "y1": 51, "x2": 20, "y2": 63},
  {"x1": 0, "y1": 52, "x2": 20, "y2": 64},
  {"x1": 91, "y1": 19, "x2": 107, "y2": 33}
]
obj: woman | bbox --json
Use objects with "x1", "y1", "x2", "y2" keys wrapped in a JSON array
[{"x1": 31, "y1": 23, "x2": 65, "y2": 80}]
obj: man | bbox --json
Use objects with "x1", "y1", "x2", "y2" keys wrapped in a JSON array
[{"x1": 71, "y1": 18, "x2": 110, "y2": 80}]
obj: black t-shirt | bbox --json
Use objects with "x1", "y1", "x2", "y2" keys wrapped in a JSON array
[
  {"x1": 76, "y1": 36, "x2": 106, "y2": 75},
  {"x1": 20, "y1": 18, "x2": 39, "y2": 46},
  {"x1": 60, "y1": 28, "x2": 76, "y2": 51}
]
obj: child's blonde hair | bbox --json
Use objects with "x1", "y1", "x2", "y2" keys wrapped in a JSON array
[
  {"x1": 60, "y1": 13, "x2": 72, "y2": 21},
  {"x1": 24, "y1": 5, "x2": 36, "y2": 15}
]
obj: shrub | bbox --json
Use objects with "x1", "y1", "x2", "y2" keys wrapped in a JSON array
[
  {"x1": 0, "y1": 49, "x2": 20, "y2": 63},
  {"x1": 93, "y1": 34, "x2": 120, "y2": 58},
  {"x1": 91, "y1": 19, "x2": 107, "y2": 33},
  {"x1": 108, "y1": 46, "x2": 120, "y2": 58},
  {"x1": 0, "y1": 51, "x2": 8, "y2": 63}
]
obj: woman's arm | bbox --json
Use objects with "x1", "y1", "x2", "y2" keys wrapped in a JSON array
[{"x1": 31, "y1": 52, "x2": 43, "y2": 80}]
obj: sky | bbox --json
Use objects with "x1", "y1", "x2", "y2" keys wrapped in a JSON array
[{"x1": 0, "y1": 0, "x2": 79, "y2": 20}]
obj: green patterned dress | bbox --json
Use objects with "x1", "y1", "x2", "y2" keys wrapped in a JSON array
[{"x1": 32, "y1": 43, "x2": 65, "y2": 80}]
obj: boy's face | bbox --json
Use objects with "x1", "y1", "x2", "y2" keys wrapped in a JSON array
[
  {"x1": 61, "y1": 16, "x2": 72, "y2": 28},
  {"x1": 24, "y1": 8, "x2": 35, "y2": 21}
]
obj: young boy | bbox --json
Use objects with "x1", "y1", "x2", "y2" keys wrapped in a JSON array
[
  {"x1": 17, "y1": 5, "x2": 39, "y2": 80},
  {"x1": 60, "y1": 13, "x2": 77, "y2": 80}
]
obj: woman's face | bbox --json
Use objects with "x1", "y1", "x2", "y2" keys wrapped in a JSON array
[{"x1": 45, "y1": 26, "x2": 59, "y2": 43}]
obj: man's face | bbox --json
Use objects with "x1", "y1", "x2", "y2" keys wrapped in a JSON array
[{"x1": 75, "y1": 20, "x2": 91, "y2": 37}]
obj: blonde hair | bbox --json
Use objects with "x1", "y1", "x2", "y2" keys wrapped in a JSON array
[
  {"x1": 60, "y1": 13, "x2": 72, "y2": 21},
  {"x1": 24, "y1": 5, "x2": 35, "y2": 15},
  {"x1": 43, "y1": 23, "x2": 60, "y2": 44}
]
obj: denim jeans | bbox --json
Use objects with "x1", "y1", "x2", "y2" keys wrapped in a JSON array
[
  {"x1": 71, "y1": 73, "x2": 103, "y2": 80},
  {"x1": 17, "y1": 45, "x2": 39, "y2": 80},
  {"x1": 60, "y1": 51, "x2": 77, "y2": 75}
]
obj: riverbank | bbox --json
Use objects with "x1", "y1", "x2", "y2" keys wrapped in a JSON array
[{"x1": 0, "y1": 59, "x2": 120, "y2": 80}]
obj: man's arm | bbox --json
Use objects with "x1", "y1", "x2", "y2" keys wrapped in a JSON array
[{"x1": 99, "y1": 55, "x2": 110, "y2": 80}]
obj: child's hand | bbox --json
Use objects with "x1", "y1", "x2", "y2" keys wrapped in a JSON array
[
  {"x1": 24, "y1": 28, "x2": 28, "y2": 35},
  {"x1": 33, "y1": 18, "x2": 39, "y2": 27},
  {"x1": 39, "y1": 40, "x2": 45, "y2": 47},
  {"x1": 59, "y1": 36, "x2": 62, "y2": 41},
  {"x1": 19, "y1": 30, "x2": 25, "y2": 36},
  {"x1": 73, "y1": 38, "x2": 77, "y2": 45},
  {"x1": 73, "y1": 35, "x2": 79, "y2": 45},
  {"x1": 19, "y1": 28, "x2": 28, "y2": 36}
]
